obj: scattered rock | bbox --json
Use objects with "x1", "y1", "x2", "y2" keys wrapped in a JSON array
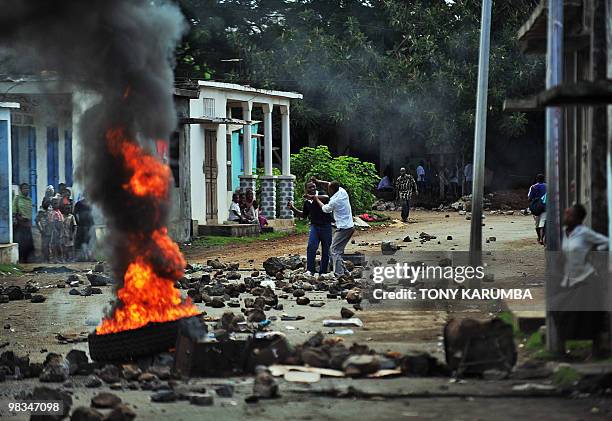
[
  {"x1": 70, "y1": 406, "x2": 103, "y2": 421},
  {"x1": 30, "y1": 294, "x2": 46, "y2": 303},
  {"x1": 189, "y1": 394, "x2": 214, "y2": 406},
  {"x1": 121, "y1": 364, "x2": 142, "y2": 381},
  {"x1": 87, "y1": 273, "x2": 113, "y2": 286},
  {"x1": 66, "y1": 349, "x2": 89, "y2": 375},
  {"x1": 103, "y1": 404, "x2": 136, "y2": 421},
  {"x1": 381, "y1": 241, "x2": 399, "y2": 254},
  {"x1": 91, "y1": 392, "x2": 122, "y2": 409},
  {"x1": 5, "y1": 286, "x2": 24, "y2": 300},
  {"x1": 340, "y1": 307, "x2": 355, "y2": 319},
  {"x1": 246, "y1": 308, "x2": 267, "y2": 323},
  {"x1": 345, "y1": 289, "x2": 361, "y2": 304},
  {"x1": 209, "y1": 297, "x2": 225, "y2": 308},
  {"x1": 98, "y1": 364, "x2": 121, "y2": 384},
  {"x1": 151, "y1": 390, "x2": 178, "y2": 403},
  {"x1": 40, "y1": 354, "x2": 69, "y2": 382},
  {"x1": 342, "y1": 355, "x2": 380, "y2": 377},
  {"x1": 85, "y1": 375, "x2": 103, "y2": 388},
  {"x1": 29, "y1": 386, "x2": 72, "y2": 421},
  {"x1": 296, "y1": 296, "x2": 310, "y2": 305},
  {"x1": 253, "y1": 366, "x2": 278, "y2": 398}
]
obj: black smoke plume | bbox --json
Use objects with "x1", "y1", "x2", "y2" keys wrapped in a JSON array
[{"x1": 0, "y1": 0, "x2": 186, "y2": 287}]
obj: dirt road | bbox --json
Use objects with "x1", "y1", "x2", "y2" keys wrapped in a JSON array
[{"x1": 1, "y1": 210, "x2": 607, "y2": 420}]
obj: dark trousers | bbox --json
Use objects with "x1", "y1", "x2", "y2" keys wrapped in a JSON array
[
  {"x1": 400, "y1": 198, "x2": 410, "y2": 221},
  {"x1": 14, "y1": 223, "x2": 34, "y2": 263},
  {"x1": 307, "y1": 224, "x2": 332, "y2": 274}
]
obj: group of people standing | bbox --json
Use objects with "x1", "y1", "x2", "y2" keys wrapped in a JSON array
[
  {"x1": 377, "y1": 161, "x2": 474, "y2": 206},
  {"x1": 288, "y1": 177, "x2": 355, "y2": 277},
  {"x1": 12, "y1": 182, "x2": 95, "y2": 263}
]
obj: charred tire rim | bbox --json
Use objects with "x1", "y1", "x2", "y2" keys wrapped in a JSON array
[{"x1": 88, "y1": 315, "x2": 199, "y2": 362}]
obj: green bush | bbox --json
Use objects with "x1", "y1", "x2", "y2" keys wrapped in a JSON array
[{"x1": 290, "y1": 146, "x2": 379, "y2": 213}]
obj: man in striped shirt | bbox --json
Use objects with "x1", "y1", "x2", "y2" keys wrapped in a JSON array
[{"x1": 395, "y1": 167, "x2": 418, "y2": 222}]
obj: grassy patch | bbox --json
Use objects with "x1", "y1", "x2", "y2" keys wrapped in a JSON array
[
  {"x1": 0, "y1": 264, "x2": 23, "y2": 276},
  {"x1": 552, "y1": 365, "x2": 581, "y2": 388},
  {"x1": 192, "y1": 219, "x2": 310, "y2": 248}
]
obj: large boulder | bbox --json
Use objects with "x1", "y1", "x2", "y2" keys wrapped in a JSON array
[{"x1": 263, "y1": 257, "x2": 285, "y2": 276}]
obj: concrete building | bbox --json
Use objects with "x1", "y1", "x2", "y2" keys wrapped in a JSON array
[
  {"x1": 0, "y1": 78, "x2": 302, "y2": 261},
  {"x1": 185, "y1": 81, "x2": 302, "y2": 233}
]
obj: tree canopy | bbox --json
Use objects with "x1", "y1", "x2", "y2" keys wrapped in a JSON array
[{"x1": 176, "y1": 0, "x2": 544, "y2": 163}]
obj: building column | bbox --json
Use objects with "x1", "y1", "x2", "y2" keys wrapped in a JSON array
[
  {"x1": 264, "y1": 104, "x2": 273, "y2": 176},
  {"x1": 0, "y1": 102, "x2": 20, "y2": 264},
  {"x1": 259, "y1": 104, "x2": 276, "y2": 219},
  {"x1": 280, "y1": 105, "x2": 291, "y2": 175},
  {"x1": 238, "y1": 101, "x2": 257, "y2": 193},
  {"x1": 278, "y1": 104, "x2": 294, "y2": 219}
]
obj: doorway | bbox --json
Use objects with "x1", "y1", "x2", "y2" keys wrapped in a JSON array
[{"x1": 204, "y1": 129, "x2": 218, "y2": 223}]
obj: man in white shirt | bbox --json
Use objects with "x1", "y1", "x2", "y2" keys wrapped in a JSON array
[
  {"x1": 416, "y1": 161, "x2": 426, "y2": 199},
  {"x1": 309, "y1": 178, "x2": 355, "y2": 276}
]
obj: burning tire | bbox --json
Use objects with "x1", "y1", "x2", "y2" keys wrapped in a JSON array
[{"x1": 88, "y1": 316, "x2": 199, "y2": 362}]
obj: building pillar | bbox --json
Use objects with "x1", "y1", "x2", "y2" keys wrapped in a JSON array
[
  {"x1": 280, "y1": 105, "x2": 291, "y2": 175},
  {"x1": 259, "y1": 103, "x2": 276, "y2": 219},
  {"x1": 260, "y1": 175, "x2": 276, "y2": 219},
  {"x1": 239, "y1": 101, "x2": 257, "y2": 193},
  {"x1": 0, "y1": 102, "x2": 20, "y2": 264},
  {"x1": 277, "y1": 175, "x2": 295, "y2": 219},
  {"x1": 278, "y1": 104, "x2": 294, "y2": 220},
  {"x1": 242, "y1": 101, "x2": 253, "y2": 176},
  {"x1": 263, "y1": 104, "x2": 273, "y2": 176}
]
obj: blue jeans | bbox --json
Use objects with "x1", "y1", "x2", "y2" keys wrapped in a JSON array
[{"x1": 307, "y1": 224, "x2": 332, "y2": 274}]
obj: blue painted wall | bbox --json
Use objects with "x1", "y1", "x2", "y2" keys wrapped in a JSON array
[
  {"x1": 64, "y1": 129, "x2": 73, "y2": 187},
  {"x1": 28, "y1": 127, "x2": 37, "y2": 221},
  {"x1": 46, "y1": 127, "x2": 59, "y2": 190},
  {"x1": 231, "y1": 123, "x2": 259, "y2": 191},
  {"x1": 0, "y1": 119, "x2": 10, "y2": 243}
]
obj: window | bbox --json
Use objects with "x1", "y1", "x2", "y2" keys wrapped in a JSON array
[{"x1": 202, "y1": 98, "x2": 215, "y2": 117}]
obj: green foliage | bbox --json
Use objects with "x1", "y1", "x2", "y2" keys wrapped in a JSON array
[
  {"x1": 176, "y1": 0, "x2": 544, "y2": 155},
  {"x1": 291, "y1": 146, "x2": 379, "y2": 213}
]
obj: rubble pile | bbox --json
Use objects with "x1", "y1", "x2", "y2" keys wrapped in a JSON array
[{"x1": 372, "y1": 200, "x2": 401, "y2": 212}]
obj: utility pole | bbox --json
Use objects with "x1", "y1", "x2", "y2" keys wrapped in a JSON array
[
  {"x1": 469, "y1": 0, "x2": 493, "y2": 265},
  {"x1": 545, "y1": 0, "x2": 564, "y2": 353}
]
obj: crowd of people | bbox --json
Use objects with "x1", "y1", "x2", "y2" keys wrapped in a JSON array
[
  {"x1": 377, "y1": 160, "x2": 474, "y2": 205},
  {"x1": 12, "y1": 182, "x2": 96, "y2": 263}
]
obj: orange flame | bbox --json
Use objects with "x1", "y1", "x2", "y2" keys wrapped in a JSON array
[
  {"x1": 96, "y1": 128, "x2": 198, "y2": 335},
  {"x1": 106, "y1": 128, "x2": 170, "y2": 199}
]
